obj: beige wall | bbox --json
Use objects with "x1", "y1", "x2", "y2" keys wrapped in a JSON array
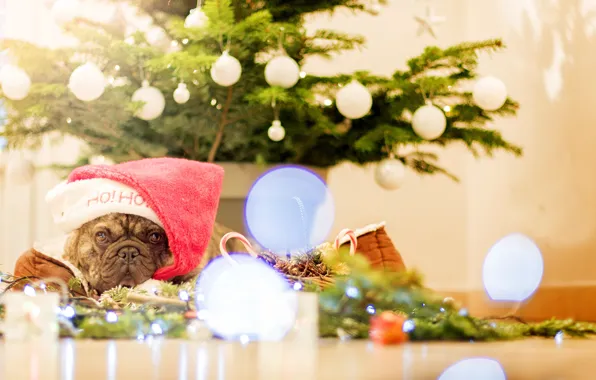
[{"x1": 3, "y1": 0, "x2": 595, "y2": 296}]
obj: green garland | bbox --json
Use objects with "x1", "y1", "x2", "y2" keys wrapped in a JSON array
[{"x1": 1, "y1": 250, "x2": 596, "y2": 342}]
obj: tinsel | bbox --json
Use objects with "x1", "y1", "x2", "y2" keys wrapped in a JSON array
[{"x1": 1, "y1": 251, "x2": 596, "y2": 341}]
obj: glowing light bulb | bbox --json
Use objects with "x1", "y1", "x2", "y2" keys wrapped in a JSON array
[
  {"x1": 106, "y1": 311, "x2": 118, "y2": 323},
  {"x1": 23, "y1": 285, "x2": 36, "y2": 297}
]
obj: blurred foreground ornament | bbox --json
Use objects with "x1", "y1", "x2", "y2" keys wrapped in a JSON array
[
  {"x1": 186, "y1": 319, "x2": 212, "y2": 341},
  {"x1": 2, "y1": 292, "x2": 59, "y2": 341},
  {"x1": 69, "y1": 62, "x2": 106, "y2": 102},
  {"x1": 173, "y1": 83, "x2": 190, "y2": 104},
  {"x1": 374, "y1": 157, "x2": 406, "y2": 190},
  {"x1": 414, "y1": 6, "x2": 445, "y2": 38},
  {"x1": 5, "y1": 154, "x2": 35, "y2": 185},
  {"x1": 51, "y1": 0, "x2": 80, "y2": 25},
  {"x1": 265, "y1": 55, "x2": 300, "y2": 88},
  {"x1": 1, "y1": 65, "x2": 31, "y2": 100},
  {"x1": 268, "y1": 120, "x2": 285, "y2": 141},
  {"x1": 210, "y1": 51, "x2": 242, "y2": 87},
  {"x1": 195, "y1": 255, "x2": 297, "y2": 341},
  {"x1": 369, "y1": 311, "x2": 408, "y2": 345},
  {"x1": 284, "y1": 292, "x2": 319, "y2": 343},
  {"x1": 438, "y1": 358, "x2": 506, "y2": 380},
  {"x1": 412, "y1": 102, "x2": 446, "y2": 140},
  {"x1": 473, "y1": 76, "x2": 508, "y2": 111},
  {"x1": 132, "y1": 80, "x2": 165, "y2": 120},
  {"x1": 185, "y1": 5, "x2": 208, "y2": 29},
  {"x1": 483, "y1": 233, "x2": 543, "y2": 302},
  {"x1": 335, "y1": 80, "x2": 372, "y2": 119}
]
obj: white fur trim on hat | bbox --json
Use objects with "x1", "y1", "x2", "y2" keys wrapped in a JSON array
[{"x1": 46, "y1": 178, "x2": 163, "y2": 232}]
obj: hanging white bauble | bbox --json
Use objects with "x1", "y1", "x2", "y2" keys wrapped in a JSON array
[
  {"x1": 1, "y1": 66, "x2": 31, "y2": 100},
  {"x1": 211, "y1": 51, "x2": 242, "y2": 87},
  {"x1": 411, "y1": 103, "x2": 446, "y2": 140},
  {"x1": 473, "y1": 76, "x2": 508, "y2": 111},
  {"x1": 264, "y1": 55, "x2": 300, "y2": 88},
  {"x1": 5, "y1": 155, "x2": 35, "y2": 185},
  {"x1": 374, "y1": 158, "x2": 406, "y2": 190},
  {"x1": 335, "y1": 80, "x2": 372, "y2": 119},
  {"x1": 68, "y1": 62, "x2": 106, "y2": 102},
  {"x1": 0, "y1": 64, "x2": 19, "y2": 83},
  {"x1": 145, "y1": 28, "x2": 170, "y2": 50},
  {"x1": 132, "y1": 80, "x2": 166, "y2": 121},
  {"x1": 268, "y1": 120, "x2": 285, "y2": 142},
  {"x1": 185, "y1": 8, "x2": 208, "y2": 28},
  {"x1": 173, "y1": 83, "x2": 190, "y2": 104},
  {"x1": 51, "y1": 0, "x2": 80, "y2": 25}
]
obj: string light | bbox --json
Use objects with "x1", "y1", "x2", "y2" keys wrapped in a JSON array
[
  {"x1": 61, "y1": 305, "x2": 76, "y2": 319},
  {"x1": 366, "y1": 305, "x2": 376, "y2": 315},
  {"x1": 443, "y1": 105, "x2": 451, "y2": 112},
  {"x1": 179, "y1": 290, "x2": 190, "y2": 302},
  {"x1": 106, "y1": 311, "x2": 118, "y2": 323},
  {"x1": 150, "y1": 322, "x2": 163, "y2": 335},
  {"x1": 292, "y1": 282, "x2": 303, "y2": 291},
  {"x1": 66, "y1": 118, "x2": 72, "y2": 124},
  {"x1": 323, "y1": 98, "x2": 333, "y2": 106},
  {"x1": 239, "y1": 334, "x2": 250, "y2": 345},
  {"x1": 403, "y1": 320, "x2": 415, "y2": 333},
  {"x1": 23, "y1": 285, "x2": 36, "y2": 297},
  {"x1": 114, "y1": 65, "x2": 120, "y2": 71},
  {"x1": 458, "y1": 308, "x2": 468, "y2": 317},
  {"x1": 345, "y1": 286, "x2": 359, "y2": 299},
  {"x1": 555, "y1": 331, "x2": 563, "y2": 345},
  {"x1": 299, "y1": 71, "x2": 306, "y2": 78}
]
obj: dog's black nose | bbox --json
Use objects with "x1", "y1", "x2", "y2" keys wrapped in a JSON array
[{"x1": 117, "y1": 246, "x2": 140, "y2": 261}]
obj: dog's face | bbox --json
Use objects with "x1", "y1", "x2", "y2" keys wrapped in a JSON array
[{"x1": 64, "y1": 214, "x2": 173, "y2": 294}]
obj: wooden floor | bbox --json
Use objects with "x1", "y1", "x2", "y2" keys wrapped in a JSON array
[{"x1": 1, "y1": 337, "x2": 593, "y2": 379}]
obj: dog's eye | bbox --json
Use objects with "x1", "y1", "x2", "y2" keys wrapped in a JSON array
[
  {"x1": 149, "y1": 232, "x2": 163, "y2": 244},
  {"x1": 95, "y1": 231, "x2": 108, "y2": 243}
]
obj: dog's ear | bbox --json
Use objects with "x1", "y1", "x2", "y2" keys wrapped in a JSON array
[{"x1": 63, "y1": 229, "x2": 82, "y2": 266}]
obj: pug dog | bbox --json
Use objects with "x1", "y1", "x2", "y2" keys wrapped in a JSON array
[{"x1": 63, "y1": 213, "x2": 245, "y2": 294}]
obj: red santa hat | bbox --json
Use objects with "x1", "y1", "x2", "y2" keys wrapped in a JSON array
[{"x1": 46, "y1": 158, "x2": 224, "y2": 280}]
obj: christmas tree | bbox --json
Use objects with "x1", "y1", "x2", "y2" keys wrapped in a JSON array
[{"x1": 0, "y1": 0, "x2": 521, "y2": 180}]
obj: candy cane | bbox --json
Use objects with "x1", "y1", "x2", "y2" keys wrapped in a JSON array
[
  {"x1": 219, "y1": 232, "x2": 259, "y2": 265},
  {"x1": 334, "y1": 228, "x2": 357, "y2": 256}
]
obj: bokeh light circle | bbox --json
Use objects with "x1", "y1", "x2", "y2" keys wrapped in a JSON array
[
  {"x1": 195, "y1": 254, "x2": 297, "y2": 341},
  {"x1": 438, "y1": 357, "x2": 506, "y2": 380},
  {"x1": 482, "y1": 233, "x2": 544, "y2": 302},
  {"x1": 244, "y1": 165, "x2": 335, "y2": 254}
]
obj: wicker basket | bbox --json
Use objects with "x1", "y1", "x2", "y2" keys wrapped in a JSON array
[{"x1": 218, "y1": 229, "x2": 358, "y2": 288}]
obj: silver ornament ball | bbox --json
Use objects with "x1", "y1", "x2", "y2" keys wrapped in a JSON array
[
  {"x1": 173, "y1": 83, "x2": 190, "y2": 104},
  {"x1": 132, "y1": 81, "x2": 166, "y2": 121},
  {"x1": 411, "y1": 104, "x2": 446, "y2": 140},
  {"x1": 268, "y1": 120, "x2": 285, "y2": 142},
  {"x1": 335, "y1": 80, "x2": 372, "y2": 119},
  {"x1": 185, "y1": 8, "x2": 208, "y2": 28},
  {"x1": 374, "y1": 158, "x2": 406, "y2": 190},
  {"x1": 265, "y1": 55, "x2": 301, "y2": 88},
  {"x1": 1, "y1": 66, "x2": 31, "y2": 101},
  {"x1": 211, "y1": 52, "x2": 242, "y2": 87},
  {"x1": 473, "y1": 76, "x2": 508, "y2": 111},
  {"x1": 69, "y1": 62, "x2": 106, "y2": 102}
]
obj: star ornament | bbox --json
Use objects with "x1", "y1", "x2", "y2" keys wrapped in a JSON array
[{"x1": 414, "y1": 6, "x2": 445, "y2": 38}]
